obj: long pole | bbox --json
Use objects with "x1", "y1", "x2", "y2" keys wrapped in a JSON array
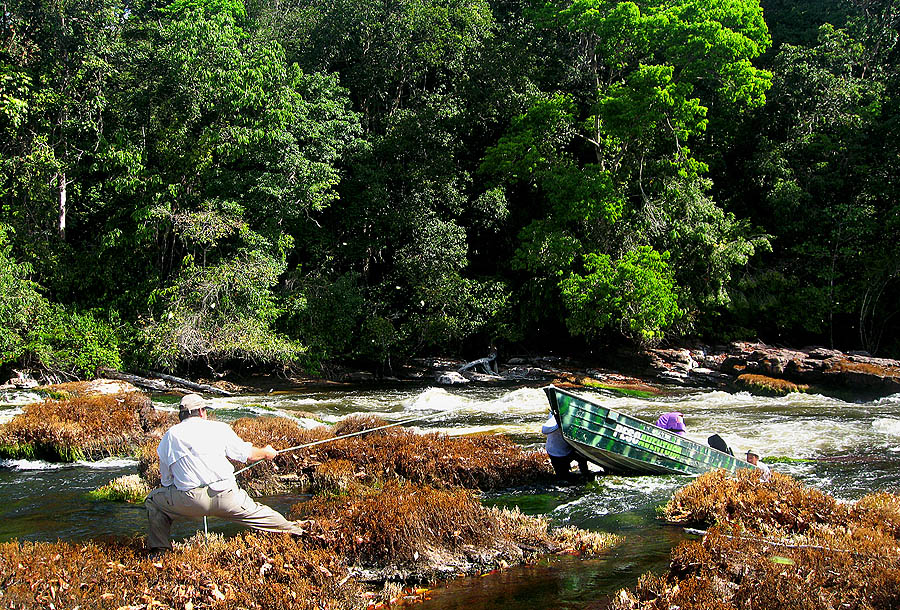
[{"x1": 232, "y1": 411, "x2": 447, "y2": 477}]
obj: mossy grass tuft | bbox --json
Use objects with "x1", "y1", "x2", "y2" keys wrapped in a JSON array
[
  {"x1": 736, "y1": 373, "x2": 809, "y2": 396},
  {"x1": 762, "y1": 456, "x2": 816, "y2": 464},
  {"x1": 581, "y1": 378, "x2": 658, "y2": 398},
  {"x1": 89, "y1": 474, "x2": 151, "y2": 503}
]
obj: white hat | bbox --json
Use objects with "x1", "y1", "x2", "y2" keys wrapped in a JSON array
[
  {"x1": 542, "y1": 410, "x2": 559, "y2": 432},
  {"x1": 179, "y1": 394, "x2": 208, "y2": 412}
]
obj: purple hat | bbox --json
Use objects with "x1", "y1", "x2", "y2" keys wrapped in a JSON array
[{"x1": 655, "y1": 411, "x2": 686, "y2": 435}]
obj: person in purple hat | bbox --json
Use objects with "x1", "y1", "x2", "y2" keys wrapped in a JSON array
[{"x1": 655, "y1": 411, "x2": 686, "y2": 435}]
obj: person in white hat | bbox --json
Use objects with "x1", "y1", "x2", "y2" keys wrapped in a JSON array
[
  {"x1": 745, "y1": 449, "x2": 771, "y2": 481},
  {"x1": 541, "y1": 410, "x2": 590, "y2": 481},
  {"x1": 145, "y1": 394, "x2": 305, "y2": 554}
]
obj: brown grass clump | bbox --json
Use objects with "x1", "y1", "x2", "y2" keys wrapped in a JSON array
[
  {"x1": 293, "y1": 481, "x2": 498, "y2": 564},
  {"x1": 309, "y1": 428, "x2": 554, "y2": 491},
  {"x1": 289, "y1": 481, "x2": 611, "y2": 580},
  {"x1": 331, "y1": 414, "x2": 390, "y2": 436},
  {"x1": 0, "y1": 392, "x2": 165, "y2": 462},
  {"x1": 137, "y1": 437, "x2": 163, "y2": 487},
  {"x1": 205, "y1": 417, "x2": 554, "y2": 495},
  {"x1": 661, "y1": 468, "x2": 843, "y2": 533},
  {"x1": 232, "y1": 416, "x2": 330, "y2": 450},
  {"x1": 550, "y1": 525, "x2": 622, "y2": 556},
  {"x1": 615, "y1": 472, "x2": 900, "y2": 610},
  {"x1": 826, "y1": 358, "x2": 900, "y2": 378},
  {"x1": 736, "y1": 373, "x2": 809, "y2": 396},
  {"x1": 311, "y1": 459, "x2": 365, "y2": 496},
  {"x1": 0, "y1": 532, "x2": 362, "y2": 610}
]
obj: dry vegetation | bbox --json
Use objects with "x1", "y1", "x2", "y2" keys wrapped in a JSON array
[
  {"x1": 0, "y1": 532, "x2": 362, "y2": 610},
  {"x1": 614, "y1": 469, "x2": 900, "y2": 610},
  {"x1": 230, "y1": 415, "x2": 555, "y2": 496},
  {"x1": 735, "y1": 373, "x2": 809, "y2": 396},
  {"x1": 0, "y1": 392, "x2": 174, "y2": 461}
]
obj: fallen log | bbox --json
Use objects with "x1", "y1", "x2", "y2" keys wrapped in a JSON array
[
  {"x1": 99, "y1": 369, "x2": 167, "y2": 392},
  {"x1": 141, "y1": 370, "x2": 233, "y2": 395},
  {"x1": 99, "y1": 369, "x2": 233, "y2": 396},
  {"x1": 458, "y1": 353, "x2": 500, "y2": 376}
]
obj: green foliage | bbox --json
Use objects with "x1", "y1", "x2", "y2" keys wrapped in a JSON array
[
  {"x1": 736, "y1": 22, "x2": 898, "y2": 351},
  {"x1": 483, "y1": 0, "x2": 772, "y2": 345},
  {"x1": 559, "y1": 246, "x2": 682, "y2": 345},
  {"x1": 142, "y1": 239, "x2": 304, "y2": 370},
  {"x1": 281, "y1": 272, "x2": 366, "y2": 361},
  {"x1": 1, "y1": 0, "x2": 899, "y2": 375},
  {"x1": 0, "y1": 226, "x2": 121, "y2": 378}
]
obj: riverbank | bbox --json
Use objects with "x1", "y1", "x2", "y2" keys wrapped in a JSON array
[{"x1": 4, "y1": 342, "x2": 898, "y2": 401}]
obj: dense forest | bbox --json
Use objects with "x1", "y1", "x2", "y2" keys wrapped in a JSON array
[{"x1": 1, "y1": 0, "x2": 898, "y2": 379}]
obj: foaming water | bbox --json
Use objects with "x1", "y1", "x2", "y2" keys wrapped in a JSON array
[{"x1": 0, "y1": 390, "x2": 42, "y2": 406}]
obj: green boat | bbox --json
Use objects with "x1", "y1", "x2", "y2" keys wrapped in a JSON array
[{"x1": 544, "y1": 385, "x2": 754, "y2": 476}]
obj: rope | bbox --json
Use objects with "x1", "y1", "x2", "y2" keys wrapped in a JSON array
[{"x1": 231, "y1": 411, "x2": 448, "y2": 477}]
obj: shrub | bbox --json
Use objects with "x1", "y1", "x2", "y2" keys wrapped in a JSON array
[{"x1": 89, "y1": 474, "x2": 151, "y2": 503}]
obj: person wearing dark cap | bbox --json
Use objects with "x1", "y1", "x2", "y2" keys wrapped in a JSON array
[
  {"x1": 745, "y1": 449, "x2": 771, "y2": 481},
  {"x1": 145, "y1": 394, "x2": 304, "y2": 554},
  {"x1": 541, "y1": 410, "x2": 591, "y2": 481}
]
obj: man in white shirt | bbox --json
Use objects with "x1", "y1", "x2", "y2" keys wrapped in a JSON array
[
  {"x1": 145, "y1": 394, "x2": 305, "y2": 553},
  {"x1": 745, "y1": 449, "x2": 772, "y2": 481}
]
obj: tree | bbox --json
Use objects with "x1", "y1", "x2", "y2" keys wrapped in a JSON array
[
  {"x1": 740, "y1": 24, "x2": 894, "y2": 351},
  {"x1": 102, "y1": 2, "x2": 361, "y2": 370},
  {"x1": 482, "y1": 0, "x2": 772, "y2": 344}
]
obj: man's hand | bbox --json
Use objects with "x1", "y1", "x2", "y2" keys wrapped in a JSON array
[{"x1": 249, "y1": 444, "x2": 278, "y2": 461}]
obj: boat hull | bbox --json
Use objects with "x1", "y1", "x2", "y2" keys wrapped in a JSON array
[{"x1": 544, "y1": 386, "x2": 753, "y2": 476}]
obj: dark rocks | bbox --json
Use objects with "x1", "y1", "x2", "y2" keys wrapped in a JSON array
[{"x1": 642, "y1": 341, "x2": 900, "y2": 396}]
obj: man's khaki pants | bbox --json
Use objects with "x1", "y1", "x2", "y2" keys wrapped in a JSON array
[{"x1": 145, "y1": 485, "x2": 304, "y2": 550}]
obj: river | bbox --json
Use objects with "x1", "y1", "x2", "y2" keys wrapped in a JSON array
[{"x1": 2, "y1": 384, "x2": 900, "y2": 607}]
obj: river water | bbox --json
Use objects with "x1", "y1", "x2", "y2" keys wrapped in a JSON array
[{"x1": 2, "y1": 384, "x2": 900, "y2": 607}]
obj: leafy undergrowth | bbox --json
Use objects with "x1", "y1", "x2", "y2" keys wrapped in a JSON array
[
  {"x1": 0, "y1": 532, "x2": 362, "y2": 610},
  {"x1": 0, "y1": 392, "x2": 175, "y2": 462},
  {"x1": 613, "y1": 470, "x2": 900, "y2": 610}
]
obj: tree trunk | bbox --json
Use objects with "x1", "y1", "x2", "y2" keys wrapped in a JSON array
[{"x1": 57, "y1": 170, "x2": 67, "y2": 240}]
